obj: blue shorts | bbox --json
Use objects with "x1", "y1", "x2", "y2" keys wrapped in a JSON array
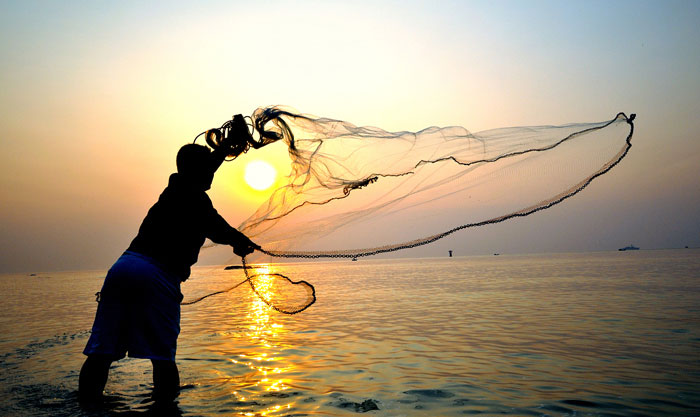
[{"x1": 83, "y1": 251, "x2": 183, "y2": 361}]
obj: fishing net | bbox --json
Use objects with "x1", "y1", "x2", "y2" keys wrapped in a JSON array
[{"x1": 186, "y1": 106, "x2": 635, "y2": 313}]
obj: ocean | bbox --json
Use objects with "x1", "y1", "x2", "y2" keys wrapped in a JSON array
[{"x1": 1, "y1": 249, "x2": 699, "y2": 416}]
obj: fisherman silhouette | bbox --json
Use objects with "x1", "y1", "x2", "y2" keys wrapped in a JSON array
[{"x1": 79, "y1": 132, "x2": 259, "y2": 403}]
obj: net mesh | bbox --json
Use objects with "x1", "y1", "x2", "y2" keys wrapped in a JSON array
[{"x1": 188, "y1": 106, "x2": 635, "y2": 313}]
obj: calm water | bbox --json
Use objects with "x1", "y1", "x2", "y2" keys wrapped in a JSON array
[{"x1": 1, "y1": 250, "x2": 699, "y2": 416}]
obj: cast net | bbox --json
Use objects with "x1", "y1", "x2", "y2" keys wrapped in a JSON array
[{"x1": 186, "y1": 106, "x2": 635, "y2": 313}]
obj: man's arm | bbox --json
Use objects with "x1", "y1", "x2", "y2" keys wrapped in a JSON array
[
  {"x1": 206, "y1": 208, "x2": 260, "y2": 257},
  {"x1": 209, "y1": 143, "x2": 230, "y2": 174}
]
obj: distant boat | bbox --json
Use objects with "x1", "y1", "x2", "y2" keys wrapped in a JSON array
[
  {"x1": 618, "y1": 244, "x2": 639, "y2": 251},
  {"x1": 224, "y1": 265, "x2": 251, "y2": 270}
]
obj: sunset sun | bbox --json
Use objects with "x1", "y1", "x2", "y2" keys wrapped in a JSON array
[{"x1": 244, "y1": 160, "x2": 277, "y2": 191}]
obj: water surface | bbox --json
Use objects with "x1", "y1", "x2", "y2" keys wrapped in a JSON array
[{"x1": 1, "y1": 249, "x2": 699, "y2": 416}]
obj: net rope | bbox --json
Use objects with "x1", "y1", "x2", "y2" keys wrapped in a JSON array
[{"x1": 181, "y1": 258, "x2": 316, "y2": 314}]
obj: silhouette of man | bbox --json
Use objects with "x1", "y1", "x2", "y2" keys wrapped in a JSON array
[{"x1": 79, "y1": 138, "x2": 259, "y2": 403}]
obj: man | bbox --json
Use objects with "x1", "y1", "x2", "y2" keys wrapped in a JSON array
[{"x1": 79, "y1": 138, "x2": 259, "y2": 403}]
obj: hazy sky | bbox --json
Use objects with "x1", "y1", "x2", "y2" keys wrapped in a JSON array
[{"x1": 1, "y1": 0, "x2": 699, "y2": 273}]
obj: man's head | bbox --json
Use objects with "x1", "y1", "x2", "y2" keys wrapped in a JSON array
[{"x1": 176, "y1": 144, "x2": 215, "y2": 190}]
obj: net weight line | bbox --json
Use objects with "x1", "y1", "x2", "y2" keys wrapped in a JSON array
[{"x1": 263, "y1": 113, "x2": 635, "y2": 261}]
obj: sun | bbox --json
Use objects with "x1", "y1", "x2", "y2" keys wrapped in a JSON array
[{"x1": 244, "y1": 160, "x2": 277, "y2": 191}]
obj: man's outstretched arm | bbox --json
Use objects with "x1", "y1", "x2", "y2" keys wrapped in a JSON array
[{"x1": 207, "y1": 209, "x2": 260, "y2": 257}]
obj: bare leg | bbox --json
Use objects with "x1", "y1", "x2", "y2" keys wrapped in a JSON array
[
  {"x1": 79, "y1": 355, "x2": 112, "y2": 402},
  {"x1": 152, "y1": 359, "x2": 180, "y2": 402}
]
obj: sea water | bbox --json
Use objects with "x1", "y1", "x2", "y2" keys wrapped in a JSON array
[{"x1": 1, "y1": 249, "x2": 699, "y2": 416}]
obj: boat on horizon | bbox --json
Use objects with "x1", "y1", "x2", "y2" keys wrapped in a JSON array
[
  {"x1": 224, "y1": 265, "x2": 252, "y2": 270},
  {"x1": 618, "y1": 244, "x2": 640, "y2": 251}
]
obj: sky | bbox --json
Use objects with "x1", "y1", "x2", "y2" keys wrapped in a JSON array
[{"x1": 1, "y1": 0, "x2": 699, "y2": 273}]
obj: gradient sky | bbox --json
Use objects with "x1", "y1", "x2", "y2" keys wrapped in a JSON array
[{"x1": 1, "y1": 0, "x2": 699, "y2": 273}]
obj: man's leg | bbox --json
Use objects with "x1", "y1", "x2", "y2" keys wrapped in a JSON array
[
  {"x1": 152, "y1": 359, "x2": 180, "y2": 402},
  {"x1": 79, "y1": 354, "x2": 113, "y2": 402}
]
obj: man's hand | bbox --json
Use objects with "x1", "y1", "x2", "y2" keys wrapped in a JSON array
[{"x1": 233, "y1": 236, "x2": 261, "y2": 258}]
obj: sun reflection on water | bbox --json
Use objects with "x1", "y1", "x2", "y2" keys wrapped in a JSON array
[{"x1": 234, "y1": 263, "x2": 296, "y2": 416}]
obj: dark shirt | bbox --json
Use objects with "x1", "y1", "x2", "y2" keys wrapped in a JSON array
[{"x1": 127, "y1": 173, "x2": 245, "y2": 280}]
